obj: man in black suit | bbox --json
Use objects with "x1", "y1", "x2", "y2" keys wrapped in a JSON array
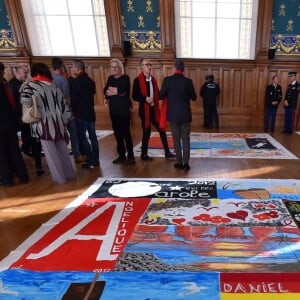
[
  {"x1": 159, "y1": 59, "x2": 197, "y2": 171},
  {"x1": 70, "y1": 59, "x2": 99, "y2": 169},
  {"x1": 132, "y1": 58, "x2": 174, "y2": 161}
]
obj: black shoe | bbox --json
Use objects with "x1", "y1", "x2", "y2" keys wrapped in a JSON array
[
  {"x1": 141, "y1": 154, "x2": 153, "y2": 161},
  {"x1": 112, "y1": 156, "x2": 126, "y2": 164},
  {"x1": 165, "y1": 152, "x2": 175, "y2": 158},
  {"x1": 36, "y1": 169, "x2": 45, "y2": 176},
  {"x1": 174, "y1": 163, "x2": 184, "y2": 169},
  {"x1": 20, "y1": 178, "x2": 29, "y2": 184},
  {"x1": 81, "y1": 162, "x2": 100, "y2": 169},
  {"x1": 183, "y1": 164, "x2": 190, "y2": 171}
]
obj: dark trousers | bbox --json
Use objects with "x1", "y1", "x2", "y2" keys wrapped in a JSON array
[
  {"x1": 76, "y1": 118, "x2": 99, "y2": 165},
  {"x1": 31, "y1": 137, "x2": 43, "y2": 170},
  {"x1": 19, "y1": 123, "x2": 42, "y2": 170},
  {"x1": 169, "y1": 122, "x2": 191, "y2": 164},
  {"x1": 140, "y1": 109, "x2": 170, "y2": 156},
  {"x1": 67, "y1": 118, "x2": 80, "y2": 158},
  {"x1": 265, "y1": 108, "x2": 278, "y2": 131},
  {"x1": 20, "y1": 123, "x2": 32, "y2": 154},
  {"x1": 0, "y1": 123, "x2": 28, "y2": 184},
  {"x1": 204, "y1": 104, "x2": 219, "y2": 129},
  {"x1": 284, "y1": 107, "x2": 295, "y2": 133},
  {"x1": 110, "y1": 113, "x2": 134, "y2": 158}
]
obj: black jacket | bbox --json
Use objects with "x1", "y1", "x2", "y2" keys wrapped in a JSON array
[
  {"x1": 265, "y1": 84, "x2": 282, "y2": 109},
  {"x1": 103, "y1": 74, "x2": 131, "y2": 116},
  {"x1": 132, "y1": 74, "x2": 156, "y2": 119},
  {"x1": 70, "y1": 72, "x2": 96, "y2": 121},
  {"x1": 159, "y1": 73, "x2": 197, "y2": 123},
  {"x1": 7, "y1": 77, "x2": 23, "y2": 123},
  {"x1": 0, "y1": 82, "x2": 17, "y2": 127},
  {"x1": 200, "y1": 81, "x2": 220, "y2": 107}
]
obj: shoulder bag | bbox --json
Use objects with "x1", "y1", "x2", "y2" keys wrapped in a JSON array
[{"x1": 22, "y1": 94, "x2": 41, "y2": 124}]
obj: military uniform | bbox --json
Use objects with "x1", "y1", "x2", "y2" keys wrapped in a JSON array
[
  {"x1": 264, "y1": 81, "x2": 282, "y2": 132},
  {"x1": 283, "y1": 72, "x2": 300, "y2": 133}
]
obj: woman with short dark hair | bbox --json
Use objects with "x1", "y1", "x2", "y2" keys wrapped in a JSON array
[{"x1": 20, "y1": 62, "x2": 76, "y2": 184}]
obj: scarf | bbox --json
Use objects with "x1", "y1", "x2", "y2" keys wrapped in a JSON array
[
  {"x1": 32, "y1": 75, "x2": 52, "y2": 83},
  {"x1": 159, "y1": 71, "x2": 184, "y2": 131},
  {"x1": 4, "y1": 84, "x2": 15, "y2": 109},
  {"x1": 174, "y1": 70, "x2": 184, "y2": 75},
  {"x1": 138, "y1": 72, "x2": 160, "y2": 129}
]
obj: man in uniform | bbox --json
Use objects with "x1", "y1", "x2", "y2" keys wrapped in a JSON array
[
  {"x1": 283, "y1": 71, "x2": 300, "y2": 134},
  {"x1": 264, "y1": 74, "x2": 282, "y2": 133}
]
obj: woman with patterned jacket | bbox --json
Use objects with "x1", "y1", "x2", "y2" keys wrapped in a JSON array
[{"x1": 20, "y1": 62, "x2": 76, "y2": 184}]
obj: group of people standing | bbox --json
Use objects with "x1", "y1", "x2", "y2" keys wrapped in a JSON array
[
  {"x1": 104, "y1": 58, "x2": 198, "y2": 170},
  {"x1": 264, "y1": 71, "x2": 300, "y2": 134},
  {"x1": 0, "y1": 58, "x2": 99, "y2": 186},
  {"x1": 3, "y1": 57, "x2": 297, "y2": 186},
  {"x1": 1, "y1": 56, "x2": 200, "y2": 188}
]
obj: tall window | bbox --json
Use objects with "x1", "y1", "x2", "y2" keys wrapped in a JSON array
[
  {"x1": 20, "y1": 0, "x2": 110, "y2": 56},
  {"x1": 175, "y1": 0, "x2": 258, "y2": 59}
]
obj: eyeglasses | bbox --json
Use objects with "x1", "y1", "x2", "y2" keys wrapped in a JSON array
[{"x1": 142, "y1": 63, "x2": 152, "y2": 67}]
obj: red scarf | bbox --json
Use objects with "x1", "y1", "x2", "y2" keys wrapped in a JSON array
[
  {"x1": 32, "y1": 75, "x2": 52, "y2": 83},
  {"x1": 174, "y1": 70, "x2": 184, "y2": 75},
  {"x1": 4, "y1": 84, "x2": 15, "y2": 109},
  {"x1": 159, "y1": 98, "x2": 167, "y2": 131},
  {"x1": 138, "y1": 73, "x2": 161, "y2": 129}
]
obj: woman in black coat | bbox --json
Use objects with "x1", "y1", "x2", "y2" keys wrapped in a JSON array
[{"x1": 0, "y1": 62, "x2": 29, "y2": 186}]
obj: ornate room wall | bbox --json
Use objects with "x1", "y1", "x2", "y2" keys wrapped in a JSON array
[
  {"x1": 0, "y1": 0, "x2": 16, "y2": 50},
  {"x1": 270, "y1": 0, "x2": 300, "y2": 55},
  {"x1": 120, "y1": 0, "x2": 161, "y2": 52},
  {"x1": 1, "y1": 0, "x2": 300, "y2": 130}
]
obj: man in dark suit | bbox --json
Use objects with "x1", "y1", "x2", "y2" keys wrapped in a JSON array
[
  {"x1": 70, "y1": 59, "x2": 99, "y2": 169},
  {"x1": 283, "y1": 71, "x2": 300, "y2": 134},
  {"x1": 132, "y1": 58, "x2": 174, "y2": 161},
  {"x1": 159, "y1": 59, "x2": 197, "y2": 171}
]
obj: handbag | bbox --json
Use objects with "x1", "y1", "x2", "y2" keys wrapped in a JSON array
[{"x1": 22, "y1": 94, "x2": 41, "y2": 124}]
